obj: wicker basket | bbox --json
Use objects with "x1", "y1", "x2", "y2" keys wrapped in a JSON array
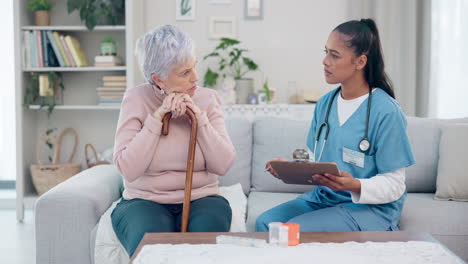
[
  {"x1": 85, "y1": 143, "x2": 110, "y2": 168},
  {"x1": 30, "y1": 128, "x2": 82, "y2": 195}
]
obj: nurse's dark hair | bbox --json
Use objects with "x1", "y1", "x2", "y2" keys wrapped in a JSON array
[{"x1": 334, "y1": 18, "x2": 395, "y2": 99}]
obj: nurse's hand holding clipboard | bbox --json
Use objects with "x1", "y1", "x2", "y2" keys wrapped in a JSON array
[{"x1": 312, "y1": 171, "x2": 361, "y2": 193}]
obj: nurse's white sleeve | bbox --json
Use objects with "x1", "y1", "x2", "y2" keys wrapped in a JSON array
[{"x1": 350, "y1": 168, "x2": 406, "y2": 204}]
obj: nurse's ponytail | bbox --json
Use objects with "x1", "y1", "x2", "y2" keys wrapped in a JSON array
[{"x1": 334, "y1": 18, "x2": 395, "y2": 99}]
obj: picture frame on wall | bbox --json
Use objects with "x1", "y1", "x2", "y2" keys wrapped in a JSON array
[
  {"x1": 245, "y1": 0, "x2": 263, "y2": 20},
  {"x1": 209, "y1": 17, "x2": 237, "y2": 39},
  {"x1": 176, "y1": 0, "x2": 196, "y2": 21}
]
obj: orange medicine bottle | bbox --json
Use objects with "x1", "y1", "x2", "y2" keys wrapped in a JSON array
[{"x1": 283, "y1": 223, "x2": 300, "y2": 246}]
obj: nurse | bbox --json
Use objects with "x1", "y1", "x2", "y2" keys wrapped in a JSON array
[{"x1": 256, "y1": 18, "x2": 415, "y2": 232}]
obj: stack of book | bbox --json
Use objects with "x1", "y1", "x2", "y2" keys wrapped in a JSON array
[
  {"x1": 94, "y1": 55, "x2": 123, "y2": 67},
  {"x1": 22, "y1": 30, "x2": 88, "y2": 68},
  {"x1": 97, "y1": 76, "x2": 126, "y2": 106}
]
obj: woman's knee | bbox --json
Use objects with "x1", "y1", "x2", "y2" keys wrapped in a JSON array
[
  {"x1": 188, "y1": 195, "x2": 232, "y2": 232},
  {"x1": 255, "y1": 211, "x2": 272, "y2": 232},
  {"x1": 111, "y1": 199, "x2": 176, "y2": 256}
]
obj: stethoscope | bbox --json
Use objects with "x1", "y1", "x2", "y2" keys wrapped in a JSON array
[{"x1": 314, "y1": 87, "x2": 372, "y2": 162}]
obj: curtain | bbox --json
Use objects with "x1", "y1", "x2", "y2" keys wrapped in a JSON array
[
  {"x1": 429, "y1": 0, "x2": 468, "y2": 118},
  {"x1": 347, "y1": 0, "x2": 431, "y2": 117}
]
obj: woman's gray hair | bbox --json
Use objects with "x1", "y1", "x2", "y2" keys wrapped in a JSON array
[{"x1": 135, "y1": 24, "x2": 194, "y2": 85}]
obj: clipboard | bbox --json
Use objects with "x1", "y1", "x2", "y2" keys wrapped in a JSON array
[{"x1": 269, "y1": 160, "x2": 340, "y2": 185}]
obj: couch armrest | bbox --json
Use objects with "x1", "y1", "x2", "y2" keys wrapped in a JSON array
[{"x1": 35, "y1": 165, "x2": 122, "y2": 264}]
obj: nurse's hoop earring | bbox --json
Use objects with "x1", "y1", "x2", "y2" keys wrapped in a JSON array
[{"x1": 160, "y1": 88, "x2": 165, "y2": 95}]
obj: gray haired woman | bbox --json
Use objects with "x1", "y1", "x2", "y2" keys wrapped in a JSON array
[{"x1": 111, "y1": 24, "x2": 236, "y2": 257}]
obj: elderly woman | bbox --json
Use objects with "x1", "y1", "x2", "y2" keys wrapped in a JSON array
[{"x1": 111, "y1": 25, "x2": 236, "y2": 257}]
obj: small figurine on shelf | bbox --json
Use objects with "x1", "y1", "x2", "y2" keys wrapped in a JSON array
[
  {"x1": 26, "y1": 0, "x2": 54, "y2": 26},
  {"x1": 95, "y1": 36, "x2": 123, "y2": 67}
]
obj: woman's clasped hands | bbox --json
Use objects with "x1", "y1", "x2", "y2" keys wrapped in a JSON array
[{"x1": 154, "y1": 92, "x2": 201, "y2": 121}]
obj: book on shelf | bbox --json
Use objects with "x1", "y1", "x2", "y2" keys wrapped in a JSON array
[
  {"x1": 52, "y1": 31, "x2": 70, "y2": 67},
  {"x1": 22, "y1": 31, "x2": 31, "y2": 68},
  {"x1": 46, "y1": 31, "x2": 65, "y2": 67},
  {"x1": 36, "y1": 30, "x2": 44, "y2": 67},
  {"x1": 102, "y1": 75, "x2": 126, "y2": 82},
  {"x1": 60, "y1": 35, "x2": 76, "y2": 67},
  {"x1": 65, "y1": 35, "x2": 89, "y2": 67},
  {"x1": 95, "y1": 55, "x2": 123, "y2": 64},
  {"x1": 96, "y1": 88, "x2": 126, "y2": 93},
  {"x1": 95, "y1": 62, "x2": 123, "y2": 67},
  {"x1": 103, "y1": 81, "x2": 126, "y2": 87}
]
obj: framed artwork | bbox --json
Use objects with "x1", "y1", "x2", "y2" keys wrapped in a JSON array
[
  {"x1": 245, "y1": 0, "x2": 263, "y2": 20},
  {"x1": 176, "y1": 0, "x2": 195, "y2": 21},
  {"x1": 209, "y1": 17, "x2": 237, "y2": 39}
]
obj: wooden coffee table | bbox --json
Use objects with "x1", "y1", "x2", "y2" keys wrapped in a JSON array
[{"x1": 131, "y1": 231, "x2": 436, "y2": 262}]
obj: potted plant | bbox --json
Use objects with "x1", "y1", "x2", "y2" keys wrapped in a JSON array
[
  {"x1": 24, "y1": 72, "x2": 65, "y2": 117},
  {"x1": 100, "y1": 36, "x2": 117, "y2": 55},
  {"x1": 203, "y1": 38, "x2": 259, "y2": 104},
  {"x1": 67, "y1": 0, "x2": 125, "y2": 31},
  {"x1": 26, "y1": 0, "x2": 54, "y2": 26}
]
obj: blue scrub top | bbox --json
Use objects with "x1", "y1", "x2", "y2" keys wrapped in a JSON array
[{"x1": 300, "y1": 87, "x2": 415, "y2": 231}]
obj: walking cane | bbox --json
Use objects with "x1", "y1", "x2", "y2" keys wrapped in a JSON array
[{"x1": 161, "y1": 108, "x2": 198, "y2": 233}]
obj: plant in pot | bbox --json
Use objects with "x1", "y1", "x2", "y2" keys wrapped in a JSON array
[
  {"x1": 67, "y1": 0, "x2": 125, "y2": 31},
  {"x1": 100, "y1": 36, "x2": 117, "y2": 55},
  {"x1": 26, "y1": 0, "x2": 54, "y2": 26},
  {"x1": 24, "y1": 72, "x2": 65, "y2": 117},
  {"x1": 203, "y1": 38, "x2": 259, "y2": 104}
]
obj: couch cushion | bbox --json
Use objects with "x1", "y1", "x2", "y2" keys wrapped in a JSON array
[
  {"x1": 246, "y1": 191, "x2": 300, "y2": 232},
  {"x1": 251, "y1": 117, "x2": 313, "y2": 193},
  {"x1": 405, "y1": 117, "x2": 444, "y2": 192},
  {"x1": 220, "y1": 117, "x2": 252, "y2": 194},
  {"x1": 400, "y1": 193, "x2": 468, "y2": 235},
  {"x1": 435, "y1": 124, "x2": 468, "y2": 201},
  {"x1": 405, "y1": 116, "x2": 468, "y2": 193}
]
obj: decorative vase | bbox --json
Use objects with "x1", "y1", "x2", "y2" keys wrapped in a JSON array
[
  {"x1": 235, "y1": 78, "x2": 254, "y2": 104},
  {"x1": 34, "y1": 11, "x2": 50, "y2": 26},
  {"x1": 37, "y1": 74, "x2": 63, "y2": 105}
]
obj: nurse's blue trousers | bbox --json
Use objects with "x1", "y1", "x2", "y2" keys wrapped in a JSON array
[
  {"x1": 256, "y1": 198, "x2": 362, "y2": 232},
  {"x1": 112, "y1": 195, "x2": 232, "y2": 257}
]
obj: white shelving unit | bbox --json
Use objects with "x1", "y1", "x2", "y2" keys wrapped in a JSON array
[
  {"x1": 23, "y1": 66, "x2": 127, "y2": 72},
  {"x1": 13, "y1": 0, "x2": 144, "y2": 221}
]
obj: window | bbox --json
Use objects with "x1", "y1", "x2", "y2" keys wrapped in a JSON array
[
  {"x1": 0, "y1": 0, "x2": 16, "y2": 184},
  {"x1": 430, "y1": 0, "x2": 468, "y2": 118}
]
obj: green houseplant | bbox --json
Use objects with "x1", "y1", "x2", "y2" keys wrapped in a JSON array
[
  {"x1": 26, "y1": 0, "x2": 54, "y2": 26},
  {"x1": 203, "y1": 38, "x2": 258, "y2": 88},
  {"x1": 100, "y1": 36, "x2": 117, "y2": 55},
  {"x1": 24, "y1": 72, "x2": 65, "y2": 117},
  {"x1": 67, "y1": 0, "x2": 125, "y2": 31}
]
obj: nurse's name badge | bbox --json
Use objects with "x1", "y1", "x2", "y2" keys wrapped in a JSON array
[{"x1": 342, "y1": 147, "x2": 365, "y2": 168}]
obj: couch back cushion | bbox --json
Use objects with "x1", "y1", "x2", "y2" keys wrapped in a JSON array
[
  {"x1": 405, "y1": 117, "x2": 444, "y2": 192},
  {"x1": 251, "y1": 117, "x2": 313, "y2": 193},
  {"x1": 220, "y1": 117, "x2": 252, "y2": 194}
]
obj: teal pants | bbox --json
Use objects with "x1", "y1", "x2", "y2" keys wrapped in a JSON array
[
  {"x1": 256, "y1": 198, "x2": 379, "y2": 232},
  {"x1": 111, "y1": 195, "x2": 232, "y2": 257}
]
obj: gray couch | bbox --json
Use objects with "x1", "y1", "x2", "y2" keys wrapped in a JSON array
[{"x1": 35, "y1": 116, "x2": 468, "y2": 264}]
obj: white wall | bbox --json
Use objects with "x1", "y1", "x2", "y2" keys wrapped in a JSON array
[{"x1": 138, "y1": 0, "x2": 351, "y2": 103}]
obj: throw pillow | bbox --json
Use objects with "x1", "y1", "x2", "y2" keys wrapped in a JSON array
[{"x1": 435, "y1": 124, "x2": 468, "y2": 201}]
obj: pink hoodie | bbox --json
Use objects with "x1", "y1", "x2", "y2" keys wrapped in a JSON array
[{"x1": 113, "y1": 83, "x2": 236, "y2": 204}]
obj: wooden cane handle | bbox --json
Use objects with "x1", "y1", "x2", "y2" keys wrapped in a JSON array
[{"x1": 161, "y1": 108, "x2": 198, "y2": 233}]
